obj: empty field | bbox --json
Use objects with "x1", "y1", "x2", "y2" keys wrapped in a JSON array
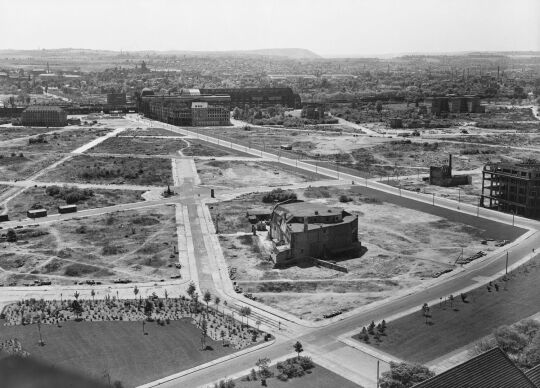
[
  {"x1": 37, "y1": 155, "x2": 173, "y2": 186},
  {"x1": 196, "y1": 160, "x2": 324, "y2": 189},
  {"x1": 181, "y1": 138, "x2": 253, "y2": 157},
  {"x1": 0, "y1": 319, "x2": 236, "y2": 387},
  {"x1": 0, "y1": 206, "x2": 178, "y2": 286},
  {"x1": 0, "y1": 127, "x2": 110, "y2": 154},
  {"x1": 121, "y1": 127, "x2": 184, "y2": 137},
  {"x1": 0, "y1": 126, "x2": 62, "y2": 142},
  {"x1": 89, "y1": 136, "x2": 188, "y2": 155},
  {"x1": 215, "y1": 185, "x2": 518, "y2": 320},
  {"x1": 5, "y1": 186, "x2": 146, "y2": 219},
  {"x1": 0, "y1": 153, "x2": 65, "y2": 181}
]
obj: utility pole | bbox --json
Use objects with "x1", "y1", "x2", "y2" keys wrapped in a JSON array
[
  {"x1": 506, "y1": 251, "x2": 509, "y2": 275},
  {"x1": 377, "y1": 360, "x2": 380, "y2": 388}
]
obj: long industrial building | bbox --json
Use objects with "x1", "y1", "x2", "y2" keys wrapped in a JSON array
[
  {"x1": 21, "y1": 105, "x2": 67, "y2": 127},
  {"x1": 199, "y1": 87, "x2": 301, "y2": 109},
  {"x1": 138, "y1": 89, "x2": 231, "y2": 126},
  {"x1": 480, "y1": 161, "x2": 540, "y2": 219}
]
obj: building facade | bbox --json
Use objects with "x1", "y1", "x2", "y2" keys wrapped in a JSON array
[
  {"x1": 429, "y1": 154, "x2": 471, "y2": 187},
  {"x1": 199, "y1": 87, "x2": 301, "y2": 109},
  {"x1": 481, "y1": 161, "x2": 540, "y2": 219},
  {"x1": 429, "y1": 95, "x2": 484, "y2": 115},
  {"x1": 269, "y1": 201, "x2": 359, "y2": 264},
  {"x1": 107, "y1": 92, "x2": 127, "y2": 106},
  {"x1": 138, "y1": 89, "x2": 231, "y2": 126},
  {"x1": 21, "y1": 106, "x2": 67, "y2": 127}
]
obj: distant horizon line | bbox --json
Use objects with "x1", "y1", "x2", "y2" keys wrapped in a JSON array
[{"x1": 1, "y1": 47, "x2": 540, "y2": 59}]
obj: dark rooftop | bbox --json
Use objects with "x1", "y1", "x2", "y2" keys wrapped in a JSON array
[
  {"x1": 412, "y1": 348, "x2": 536, "y2": 388},
  {"x1": 277, "y1": 201, "x2": 342, "y2": 218},
  {"x1": 23, "y1": 105, "x2": 64, "y2": 112},
  {"x1": 525, "y1": 364, "x2": 540, "y2": 388}
]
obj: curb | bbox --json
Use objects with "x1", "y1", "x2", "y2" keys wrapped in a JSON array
[{"x1": 137, "y1": 338, "x2": 276, "y2": 388}]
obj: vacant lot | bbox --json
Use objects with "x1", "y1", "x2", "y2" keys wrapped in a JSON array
[
  {"x1": 0, "y1": 206, "x2": 178, "y2": 285},
  {"x1": 216, "y1": 185, "x2": 513, "y2": 320},
  {"x1": 208, "y1": 192, "x2": 271, "y2": 234},
  {"x1": 5, "y1": 186, "x2": 146, "y2": 219},
  {"x1": 89, "y1": 136, "x2": 188, "y2": 155},
  {"x1": 121, "y1": 127, "x2": 184, "y2": 137},
  {"x1": 355, "y1": 260, "x2": 540, "y2": 363},
  {"x1": 0, "y1": 319, "x2": 235, "y2": 387},
  {"x1": 0, "y1": 153, "x2": 65, "y2": 181},
  {"x1": 0, "y1": 126, "x2": 61, "y2": 142},
  {"x1": 0, "y1": 127, "x2": 110, "y2": 154},
  {"x1": 37, "y1": 155, "x2": 173, "y2": 186},
  {"x1": 196, "y1": 160, "x2": 323, "y2": 189}
]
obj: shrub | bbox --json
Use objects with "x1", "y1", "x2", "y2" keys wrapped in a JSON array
[
  {"x1": 339, "y1": 194, "x2": 352, "y2": 203},
  {"x1": 298, "y1": 356, "x2": 314, "y2": 371},
  {"x1": 6, "y1": 229, "x2": 17, "y2": 242},
  {"x1": 262, "y1": 188, "x2": 297, "y2": 203}
]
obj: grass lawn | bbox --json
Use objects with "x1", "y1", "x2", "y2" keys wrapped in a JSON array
[
  {"x1": 88, "y1": 136, "x2": 188, "y2": 155},
  {"x1": 353, "y1": 260, "x2": 540, "y2": 363},
  {"x1": 37, "y1": 155, "x2": 173, "y2": 186},
  {"x1": 235, "y1": 362, "x2": 360, "y2": 388},
  {"x1": 6, "y1": 186, "x2": 146, "y2": 219},
  {"x1": 0, "y1": 319, "x2": 236, "y2": 387}
]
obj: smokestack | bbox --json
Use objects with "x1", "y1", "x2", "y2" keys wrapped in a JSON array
[{"x1": 304, "y1": 217, "x2": 308, "y2": 232}]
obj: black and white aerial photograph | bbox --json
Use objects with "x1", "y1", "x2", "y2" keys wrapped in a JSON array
[{"x1": 0, "y1": 0, "x2": 539, "y2": 387}]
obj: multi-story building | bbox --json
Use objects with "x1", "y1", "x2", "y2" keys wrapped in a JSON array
[
  {"x1": 138, "y1": 89, "x2": 230, "y2": 126},
  {"x1": 480, "y1": 161, "x2": 540, "y2": 219},
  {"x1": 107, "y1": 92, "x2": 127, "y2": 106},
  {"x1": 429, "y1": 95, "x2": 484, "y2": 115},
  {"x1": 21, "y1": 106, "x2": 67, "y2": 127},
  {"x1": 269, "y1": 200, "x2": 359, "y2": 264},
  {"x1": 199, "y1": 87, "x2": 301, "y2": 109}
]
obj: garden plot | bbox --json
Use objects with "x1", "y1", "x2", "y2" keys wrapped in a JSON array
[
  {"x1": 0, "y1": 206, "x2": 178, "y2": 286},
  {"x1": 88, "y1": 136, "x2": 188, "y2": 155},
  {"x1": 37, "y1": 155, "x2": 173, "y2": 186},
  {"x1": 214, "y1": 185, "x2": 503, "y2": 320},
  {"x1": 5, "y1": 186, "x2": 146, "y2": 220},
  {"x1": 196, "y1": 160, "x2": 321, "y2": 189}
]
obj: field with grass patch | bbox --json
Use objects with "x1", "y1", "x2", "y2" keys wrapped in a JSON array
[
  {"x1": 89, "y1": 136, "x2": 188, "y2": 155},
  {"x1": 353, "y1": 260, "x2": 540, "y2": 363},
  {"x1": 0, "y1": 206, "x2": 178, "y2": 285},
  {"x1": 5, "y1": 186, "x2": 146, "y2": 219},
  {"x1": 0, "y1": 319, "x2": 236, "y2": 387},
  {"x1": 0, "y1": 153, "x2": 65, "y2": 181},
  {"x1": 37, "y1": 155, "x2": 173, "y2": 186},
  {"x1": 122, "y1": 127, "x2": 184, "y2": 137}
]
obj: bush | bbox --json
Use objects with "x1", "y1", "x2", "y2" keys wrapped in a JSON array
[
  {"x1": 339, "y1": 194, "x2": 352, "y2": 203},
  {"x1": 298, "y1": 356, "x2": 314, "y2": 371},
  {"x1": 6, "y1": 229, "x2": 17, "y2": 242},
  {"x1": 262, "y1": 188, "x2": 297, "y2": 203}
]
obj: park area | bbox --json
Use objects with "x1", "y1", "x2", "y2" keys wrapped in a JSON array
[
  {"x1": 196, "y1": 160, "x2": 325, "y2": 189},
  {"x1": 89, "y1": 136, "x2": 188, "y2": 155},
  {"x1": 4, "y1": 185, "x2": 146, "y2": 220},
  {"x1": 37, "y1": 155, "x2": 173, "y2": 186},
  {"x1": 212, "y1": 184, "x2": 522, "y2": 320},
  {"x1": 0, "y1": 206, "x2": 178, "y2": 286},
  {"x1": 352, "y1": 258, "x2": 540, "y2": 364}
]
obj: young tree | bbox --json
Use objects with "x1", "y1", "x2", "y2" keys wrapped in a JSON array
[
  {"x1": 144, "y1": 299, "x2": 154, "y2": 319},
  {"x1": 133, "y1": 286, "x2": 139, "y2": 299},
  {"x1": 71, "y1": 299, "x2": 83, "y2": 319},
  {"x1": 255, "y1": 357, "x2": 272, "y2": 385},
  {"x1": 201, "y1": 318, "x2": 208, "y2": 350},
  {"x1": 74, "y1": 291, "x2": 80, "y2": 301},
  {"x1": 90, "y1": 289, "x2": 96, "y2": 302},
  {"x1": 203, "y1": 290, "x2": 212, "y2": 313},
  {"x1": 220, "y1": 329, "x2": 226, "y2": 346},
  {"x1": 294, "y1": 341, "x2": 304, "y2": 359}
]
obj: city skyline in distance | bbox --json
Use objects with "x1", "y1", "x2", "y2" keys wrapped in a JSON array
[{"x1": 1, "y1": 0, "x2": 539, "y2": 57}]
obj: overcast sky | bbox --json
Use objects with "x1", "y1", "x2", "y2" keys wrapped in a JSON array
[{"x1": 1, "y1": 0, "x2": 539, "y2": 57}]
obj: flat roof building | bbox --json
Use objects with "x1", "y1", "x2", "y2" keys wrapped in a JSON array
[
  {"x1": 21, "y1": 106, "x2": 67, "y2": 127},
  {"x1": 199, "y1": 87, "x2": 301, "y2": 109}
]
